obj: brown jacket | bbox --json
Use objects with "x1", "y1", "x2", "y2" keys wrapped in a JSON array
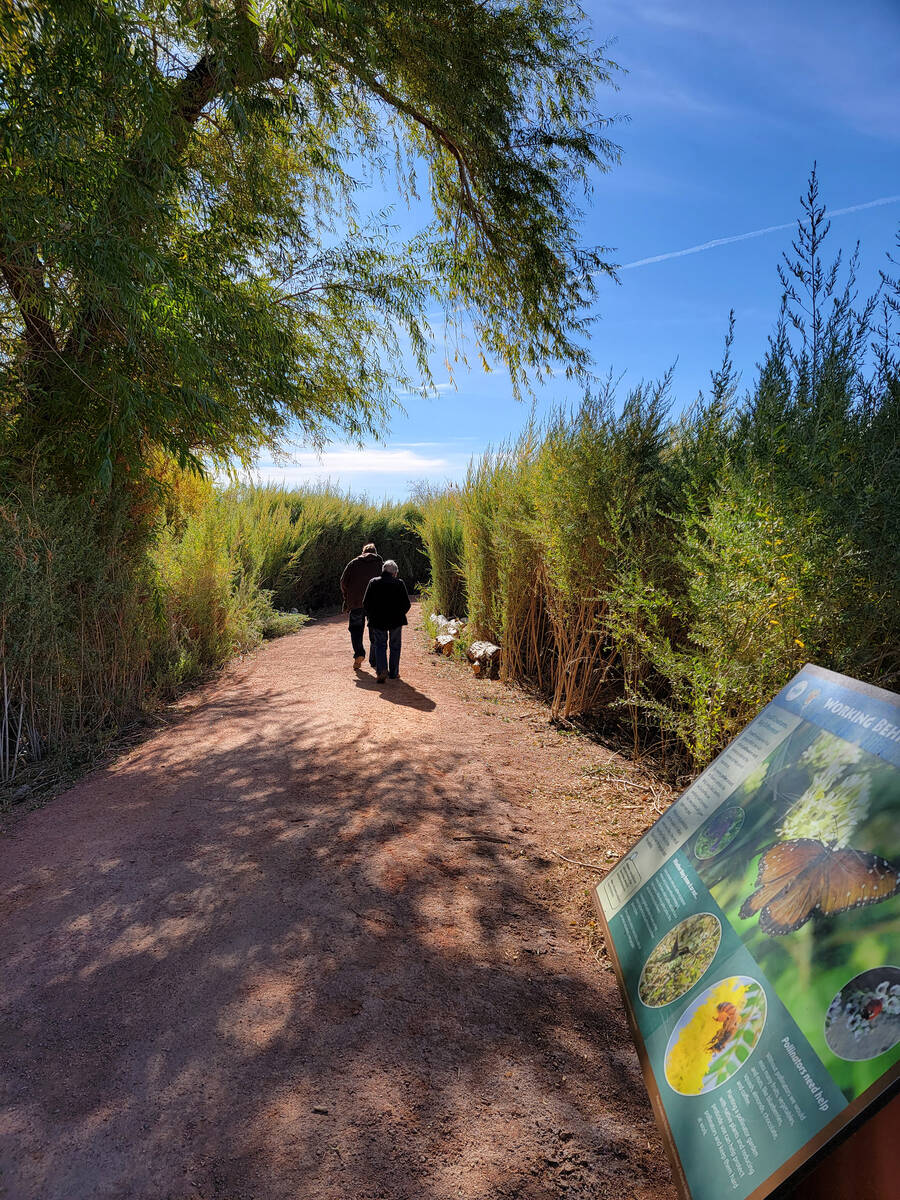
[{"x1": 340, "y1": 552, "x2": 384, "y2": 610}]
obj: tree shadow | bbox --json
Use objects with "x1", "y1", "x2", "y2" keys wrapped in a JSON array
[{"x1": 0, "y1": 671, "x2": 670, "y2": 1200}]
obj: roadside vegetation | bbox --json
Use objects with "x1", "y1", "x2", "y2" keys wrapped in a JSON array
[
  {"x1": 1, "y1": 1, "x2": 615, "y2": 794},
  {"x1": 0, "y1": 478, "x2": 425, "y2": 792},
  {"x1": 417, "y1": 176, "x2": 900, "y2": 769},
  {"x1": 3, "y1": 7, "x2": 897, "y2": 795}
]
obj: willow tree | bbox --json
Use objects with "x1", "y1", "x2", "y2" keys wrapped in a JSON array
[{"x1": 0, "y1": 0, "x2": 621, "y2": 487}]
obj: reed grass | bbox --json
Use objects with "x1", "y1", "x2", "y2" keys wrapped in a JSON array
[
  {"x1": 0, "y1": 476, "x2": 426, "y2": 792},
  {"x1": 413, "y1": 487, "x2": 467, "y2": 619},
  {"x1": 419, "y1": 357, "x2": 900, "y2": 768}
]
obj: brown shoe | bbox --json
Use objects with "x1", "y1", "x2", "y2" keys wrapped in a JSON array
[
  {"x1": 353, "y1": 655, "x2": 365, "y2": 669},
  {"x1": 376, "y1": 672, "x2": 387, "y2": 683}
]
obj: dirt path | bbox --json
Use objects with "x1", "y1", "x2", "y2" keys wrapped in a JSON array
[{"x1": 0, "y1": 606, "x2": 677, "y2": 1200}]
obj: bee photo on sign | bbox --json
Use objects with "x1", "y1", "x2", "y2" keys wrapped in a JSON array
[{"x1": 663, "y1": 975, "x2": 767, "y2": 1096}]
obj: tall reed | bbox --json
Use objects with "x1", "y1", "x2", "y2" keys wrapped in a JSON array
[
  {"x1": 0, "y1": 477, "x2": 157, "y2": 784},
  {"x1": 413, "y1": 488, "x2": 467, "y2": 618},
  {"x1": 417, "y1": 207, "x2": 900, "y2": 767},
  {"x1": 0, "y1": 476, "x2": 426, "y2": 790}
]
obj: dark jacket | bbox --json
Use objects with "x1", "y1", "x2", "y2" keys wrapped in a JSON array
[
  {"x1": 363, "y1": 572, "x2": 411, "y2": 630},
  {"x1": 340, "y1": 551, "x2": 383, "y2": 610}
]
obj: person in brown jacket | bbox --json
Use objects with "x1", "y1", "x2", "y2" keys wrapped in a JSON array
[{"x1": 339, "y1": 542, "x2": 383, "y2": 668}]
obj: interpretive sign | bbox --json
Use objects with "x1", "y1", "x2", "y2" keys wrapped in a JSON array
[{"x1": 593, "y1": 664, "x2": 900, "y2": 1200}]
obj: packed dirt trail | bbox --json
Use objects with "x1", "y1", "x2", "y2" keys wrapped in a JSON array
[{"x1": 0, "y1": 606, "x2": 676, "y2": 1200}]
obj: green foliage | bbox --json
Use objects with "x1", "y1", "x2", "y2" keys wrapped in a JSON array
[
  {"x1": 0, "y1": 472, "x2": 422, "y2": 791},
  {"x1": 412, "y1": 487, "x2": 467, "y2": 619},
  {"x1": 633, "y1": 474, "x2": 843, "y2": 765},
  {"x1": 151, "y1": 513, "x2": 273, "y2": 687},
  {"x1": 262, "y1": 611, "x2": 310, "y2": 640},
  {"x1": 1, "y1": 0, "x2": 621, "y2": 488},
  {"x1": 182, "y1": 483, "x2": 428, "y2": 612},
  {"x1": 418, "y1": 172, "x2": 900, "y2": 768}
]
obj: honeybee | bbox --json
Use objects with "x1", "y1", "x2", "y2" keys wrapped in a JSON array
[{"x1": 707, "y1": 1001, "x2": 741, "y2": 1053}]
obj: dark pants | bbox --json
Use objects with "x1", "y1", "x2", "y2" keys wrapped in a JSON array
[
  {"x1": 369, "y1": 626, "x2": 402, "y2": 677},
  {"x1": 348, "y1": 608, "x2": 366, "y2": 657}
]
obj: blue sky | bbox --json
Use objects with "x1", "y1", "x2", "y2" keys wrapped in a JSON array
[{"x1": 251, "y1": 0, "x2": 900, "y2": 500}]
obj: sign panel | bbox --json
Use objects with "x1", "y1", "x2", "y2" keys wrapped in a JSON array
[{"x1": 593, "y1": 664, "x2": 900, "y2": 1200}]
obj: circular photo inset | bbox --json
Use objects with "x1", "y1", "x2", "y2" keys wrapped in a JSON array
[
  {"x1": 639, "y1": 913, "x2": 722, "y2": 1008},
  {"x1": 824, "y1": 966, "x2": 900, "y2": 1062},
  {"x1": 695, "y1": 806, "x2": 745, "y2": 859},
  {"x1": 664, "y1": 976, "x2": 767, "y2": 1096}
]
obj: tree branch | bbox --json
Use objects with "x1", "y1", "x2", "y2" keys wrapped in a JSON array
[
  {"x1": 329, "y1": 54, "x2": 490, "y2": 239},
  {"x1": 0, "y1": 229, "x2": 60, "y2": 362},
  {"x1": 66, "y1": 38, "x2": 296, "y2": 360}
]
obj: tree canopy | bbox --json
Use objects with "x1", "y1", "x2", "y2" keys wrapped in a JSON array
[{"x1": 0, "y1": 1, "x2": 621, "y2": 487}]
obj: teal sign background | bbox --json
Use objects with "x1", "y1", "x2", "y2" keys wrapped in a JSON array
[
  {"x1": 595, "y1": 665, "x2": 900, "y2": 1200},
  {"x1": 609, "y1": 854, "x2": 846, "y2": 1200}
]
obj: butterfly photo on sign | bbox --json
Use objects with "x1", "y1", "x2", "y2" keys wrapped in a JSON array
[
  {"x1": 739, "y1": 838, "x2": 900, "y2": 935},
  {"x1": 687, "y1": 721, "x2": 900, "y2": 1103}
]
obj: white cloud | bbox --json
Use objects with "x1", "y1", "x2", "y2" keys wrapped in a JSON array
[{"x1": 250, "y1": 448, "x2": 451, "y2": 482}]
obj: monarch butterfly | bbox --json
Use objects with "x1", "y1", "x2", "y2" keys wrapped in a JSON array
[{"x1": 739, "y1": 839, "x2": 900, "y2": 935}]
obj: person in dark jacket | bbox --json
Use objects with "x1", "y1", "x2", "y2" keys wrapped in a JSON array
[
  {"x1": 340, "y1": 542, "x2": 383, "y2": 668},
  {"x1": 362, "y1": 560, "x2": 411, "y2": 682}
]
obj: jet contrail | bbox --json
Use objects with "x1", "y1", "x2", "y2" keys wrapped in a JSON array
[{"x1": 621, "y1": 194, "x2": 900, "y2": 270}]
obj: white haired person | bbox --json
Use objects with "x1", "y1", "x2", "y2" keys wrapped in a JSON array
[
  {"x1": 339, "y1": 541, "x2": 383, "y2": 669},
  {"x1": 362, "y1": 560, "x2": 411, "y2": 682}
]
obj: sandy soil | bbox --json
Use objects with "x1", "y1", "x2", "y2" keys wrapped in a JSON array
[{"x1": 0, "y1": 605, "x2": 678, "y2": 1200}]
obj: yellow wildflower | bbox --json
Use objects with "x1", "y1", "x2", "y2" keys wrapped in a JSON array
[{"x1": 665, "y1": 978, "x2": 749, "y2": 1095}]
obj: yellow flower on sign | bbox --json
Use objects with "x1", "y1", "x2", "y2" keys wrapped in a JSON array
[{"x1": 664, "y1": 978, "x2": 749, "y2": 1095}]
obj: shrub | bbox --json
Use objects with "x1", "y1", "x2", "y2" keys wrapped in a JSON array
[
  {"x1": 0, "y1": 474, "x2": 424, "y2": 792},
  {"x1": 415, "y1": 180, "x2": 900, "y2": 768},
  {"x1": 413, "y1": 488, "x2": 467, "y2": 619},
  {"x1": 261, "y1": 611, "x2": 310, "y2": 639}
]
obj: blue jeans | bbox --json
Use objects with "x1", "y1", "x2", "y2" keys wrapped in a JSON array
[
  {"x1": 369, "y1": 626, "x2": 402, "y2": 677},
  {"x1": 348, "y1": 608, "x2": 366, "y2": 657}
]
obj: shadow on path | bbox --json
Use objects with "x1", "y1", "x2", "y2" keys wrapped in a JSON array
[
  {"x1": 353, "y1": 671, "x2": 438, "y2": 712},
  {"x1": 0, "y1": 615, "x2": 669, "y2": 1200}
]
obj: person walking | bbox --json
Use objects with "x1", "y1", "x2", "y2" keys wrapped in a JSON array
[
  {"x1": 362, "y1": 560, "x2": 411, "y2": 682},
  {"x1": 340, "y1": 542, "x2": 383, "y2": 669}
]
